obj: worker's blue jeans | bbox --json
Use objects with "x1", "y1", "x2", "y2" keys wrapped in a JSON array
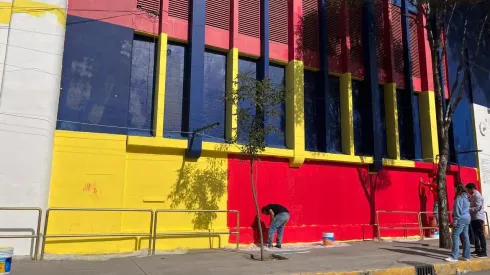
[{"x1": 268, "y1": 212, "x2": 290, "y2": 247}]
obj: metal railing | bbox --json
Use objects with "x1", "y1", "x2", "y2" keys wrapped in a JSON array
[
  {"x1": 0, "y1": 207, "x2": 42, "y2": 260},
  {"x1": 152, "y1": 209, "x2": 240, "y2": 255},
  {"x1": 418, "y1": 211, "x2": 453, "y2": 240},
  {"x1": 376, "y1": 210, "x2": 423, "y2": 240},
  {"x1": 40, "y1": 208, "x2": 154, "y2": 260}
]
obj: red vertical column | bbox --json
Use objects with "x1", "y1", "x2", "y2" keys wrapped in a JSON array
[
  {"x1": 160, "y1": 0, "x2": 169, "y2": 32},
  {"x1": 417, "y1": 8, "x2": 434, "y2": 92},
  {"x1": 383, "y1": 0, "x2": 395, "y2": 83},
  {"x1": 288, "y1": 0, "x2": 302, "y2": 61},
  {"x1": 340, "y1": 2, "x2": 350, "y2": 73},
  {"x1": 230, "y1": 0, "x2": 239, "y2": 48}
]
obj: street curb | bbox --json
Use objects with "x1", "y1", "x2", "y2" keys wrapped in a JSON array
[{"x1": 294, "y1": 258, "x2": 490, "y2": 275}]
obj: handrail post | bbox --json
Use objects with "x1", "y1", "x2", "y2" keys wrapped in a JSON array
[
  {"x1": 34, "y1": 208, "x2": 42, "y2": 261},
  {"x1": 236, "y1": 211, "x2": 240, "y2": 251},
  {"x1": 148, "y1": 211, "x2": 154, "y2": 256},
  {"x1": 376, "y1": 211, "x2": 381, "y2": 241},
  {"x1": 40, "y1": 209, "x2": 50, "y2": 261},
  {"x1": 152, "y1": 210, "x2": 159, "y2": 256}
]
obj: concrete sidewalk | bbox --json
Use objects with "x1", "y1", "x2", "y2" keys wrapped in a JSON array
[{"x1": 9, "y1": 240, "x2": 490, "y2": 275}]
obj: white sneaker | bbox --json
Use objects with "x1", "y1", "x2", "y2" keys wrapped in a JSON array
[
  {"x1": 462, "y1": 258, "x2": 470, "y2": 261},
  {"x1": 445, "y1": 257, "x2": 459, "y2": 262}
]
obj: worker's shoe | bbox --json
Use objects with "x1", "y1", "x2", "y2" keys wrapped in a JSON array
[{"x1": 274, "y1": 245, "x2": 282, "y2": 249}]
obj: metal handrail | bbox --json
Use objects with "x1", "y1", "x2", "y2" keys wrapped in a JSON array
[
  {"x1": 40, "y1": 208, "x2": 154, "y2": 260},
  {"x1": 152, "y1": 209, "x2": 240, "y2": 255},
  {"x1": 0, "y1": 207, "x2": 42, "y2": 260},
  {"x1": 376, "y1": 210, "x2": 423, "y2": 240}
]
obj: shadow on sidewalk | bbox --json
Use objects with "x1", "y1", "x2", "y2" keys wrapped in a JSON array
[
  {"x1": 395, "y1": 245, "x2": 450, "y2": 258},
  {"x1": 380, "y1": 248, "x2": 445, "y2": 260}
]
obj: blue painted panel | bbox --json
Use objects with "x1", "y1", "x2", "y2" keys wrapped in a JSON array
[
  {"x1": 353, "y1": 80, "x2": 374, "y2": 156},
  {"x1": 397, "y1": 89, "x2": 415, "y2": 160},
  {"x1": 202, "y1": 50, "x2": 226, "y2": 142},
  {"x1": 237, "y1": 58, "x2": 258, "y2": 144},
  {"x1": 185, "y1": 0, "x2": 207, "y2": 159},
  {"x1": 128, "y1": 35, "x2": 156, "y2": 137},
  {"x1": 378, "y1": 85, "x2": 388, "y2": 158},
  {"x1": 258, "y1": 0, "x2": 269, "y2": 81},
  {"x1": 265, "y1": 64, "x2": 286, "y2": 148},
  {"x1": 392, "y1": 0, "x2": 417, "y2": 13},
  {"x1": 304, "y1": 71, "x2": 341, "y2": 153},
  {"x1": 304, "y1": 70, "x2": 323, "y2": 152},
  {"x1": 164, "y1": 43, "x2": 187, "y2": 138},
  {"x1": 57, "y1": 15, "x2": 133, "y2": 134},
  {"x1": 411, "y1": 92, "x2": 423, "y2": 161},
  {"x1": 326, "y1": 76, "x2": 342, "y2": 153}
]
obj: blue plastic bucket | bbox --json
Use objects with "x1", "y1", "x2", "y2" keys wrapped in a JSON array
[{"x1": 0, "y1": 247, "x2": 13, "y2": 275}]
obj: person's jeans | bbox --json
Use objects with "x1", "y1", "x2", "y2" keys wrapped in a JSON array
[
  {"x1": 268, "y1": 212, "x2": 290, "y2": 246},
  {"x1": 452, "y1": 222, "x2": 471, "y2": 260},
  {"x1": 471, "y1": 220, "x2": 487, "y2": 253}
]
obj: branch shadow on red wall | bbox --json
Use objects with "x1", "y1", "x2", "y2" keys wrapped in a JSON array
[
  {"x1": 356, "y1": 168, "x2": 392, "y2": 238},
  {"x1": 251, "y1": 214, "x2": 268, "y2": 246}
]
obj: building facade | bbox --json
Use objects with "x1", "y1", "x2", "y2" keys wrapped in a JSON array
[{"x1": 0, "y1": 0, "x2": 486, "y2": 256}]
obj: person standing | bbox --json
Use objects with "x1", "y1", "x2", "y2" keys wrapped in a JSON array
[
  {"x1": 466, "y1": 183, "x2": 487, "y2": 258},
  {"x1": 445, "y1": 184, "x2": 471, "y2": 262},
  {"x1": 261, "y1": 204, "x2": 290, "y2": 249}
]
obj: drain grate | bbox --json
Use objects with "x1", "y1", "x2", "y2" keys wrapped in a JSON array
[{"x1": 415, "y1": 264, "x2": 435, "y2": 275}]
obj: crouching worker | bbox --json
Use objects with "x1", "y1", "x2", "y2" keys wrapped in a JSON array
[{"x1": 261, "y1": 204, "x2": 290, "y2": 248}]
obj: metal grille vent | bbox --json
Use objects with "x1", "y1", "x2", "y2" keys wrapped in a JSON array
[
  {"x1": 269, "y1": 0, "x2": 288, "y2": 44},
  {"x1": 349, "y1": 4, "x2": 363, "y2": 64},
  {"x1": 391, "y1": 4, "x2": 404, "y2": 74},
  {"x1": 415, "y1": 264, "x2": 435, "y2": 275},
  {"x1": 409, "y1": 14, "x2": 420, "y2": 78},
  {"x1": 302, "y1": 0, "x2": 319, "y2": 52},
  {"x1": 327, "y1": 0, "x2": 341, "y2": 57},
  {"x1": 169, "y1": 0, "x2": 189, "y2": 20},
  {"x1": 375, "y1": 0, "x2": 387, "y2": 70},
  {"x1": 206, "y1": 0, "x2": 230, "y2": 30},
  {"x1": 239, "y1": 0, "x2": 260, "y2": 38},
  {"x1": 137, "y1": 0, "x2": 160, "y2": 14}
]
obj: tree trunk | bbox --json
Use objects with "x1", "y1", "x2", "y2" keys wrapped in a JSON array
[
  {"x1": 437, "y1": 128, "x2": 452, "y2": 249},
  {"x1": 250, "y1": 161, "x2": 264, "y2": 260}
]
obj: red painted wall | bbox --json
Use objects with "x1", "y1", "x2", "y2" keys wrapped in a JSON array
[{"x1": 227, "y1": 156, "x2": 478, "y2": 244}]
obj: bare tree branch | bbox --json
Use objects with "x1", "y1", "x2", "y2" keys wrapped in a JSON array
[{"x1": 447, "y1": 10, "x2": 490, "y2": 121}]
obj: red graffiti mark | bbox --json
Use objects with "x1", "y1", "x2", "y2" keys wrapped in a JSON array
[{"x1": 83, "y1": 183, "x2": 98, "y2": 198}]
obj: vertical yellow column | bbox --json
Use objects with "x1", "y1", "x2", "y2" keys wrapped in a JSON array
[
  {"x1": 419, "y1": 91, "x2": 439, "y2": 162},
  {"x1": 153, "y1": 33, "x2": 168, "y2": 137},
  {"x1": 384, "y1": 83, "x2": 400, "y2": 159},
  {"x1": 226, "y1": 48, "x2": 238, "y2": 142},
  {"x1": 286, "y1": 60, "x2": 305, "y2": 168},
  {"x1": 340, "y1": 73, "x2": 354, "y2": 155}
]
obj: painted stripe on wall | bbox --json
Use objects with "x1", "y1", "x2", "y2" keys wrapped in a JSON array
[
  {"x1": 258, "y1": 0, "x2": 269, "y2": 80},
  {"x1": 286, "y1": 60, "x2": 305, "y2": 167},
  {"x1": 154, "y1": 33, "x2": 168, "y2": 137},
  {"x1": 340, "y1": 73, "x2": 354, "y2": 155},
  {"x1": 384, "y1": 83, "x2": 400, "y2": 159},
  {"x1": 185, "y1": 0, "x2": 206, "y2": 159},
  {"x1": 361, "y1": 0, "x2": 382, "y2": 171},
  {"x1": 419, "y1": 91, "x2": 439, "y2": 162},
  {"x1": 226, "y1": 48, "x2": 238, "y2": 141}
]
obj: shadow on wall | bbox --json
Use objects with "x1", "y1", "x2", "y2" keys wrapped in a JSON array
[
  {"x1": 356, "y1": 168, "x2": 392, "y2": 238},
  {"x1": 166, "y1": 156, "x2": 228, "y2": 230},
  {"x1": 251, "y1": 214, "x2": 268, "y2": 246}
]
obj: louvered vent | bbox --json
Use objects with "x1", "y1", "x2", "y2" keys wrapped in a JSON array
[
  {"x1": 269, "y1": 0, "x2": 288, "y2": 44},
  {"x1": 327, "y1": 0, "x2": 341, "y2": 57},
  {"x1": 302, "y1": 0, "x2": 319, "y2": 52},
  {"x1": 374, "y1": 0, "x2": 387, "y2": 70},
  {"x1": 206, "y1": 0, "x2": 230, "y2": 30},
  {"x1": 169, "y1": 0, "x2": 189, "y2": 20},
  {"x1": 239, "y1": 0, "x2": 260, "y2": 38},
  {"x1": 391, "y1": 5, "x2": 404, "y2": 74},
  {"x1": 409, "y1": 14, "x2": 420, "y2": 78},
  {"x1": 349, "y1": 4, "x2": 363, "y2": 64},
  {"x1": 137, "y1": 0, "x2": 160, "y2": 14}
]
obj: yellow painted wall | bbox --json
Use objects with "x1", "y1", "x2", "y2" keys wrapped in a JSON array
[{"x1": 47, "y1": 131, "x2": 229, "y2": 254}]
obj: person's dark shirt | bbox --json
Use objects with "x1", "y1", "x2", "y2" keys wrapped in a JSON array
[{"x1": 264, "y1": 204, "x2": 289, "y2": 215}]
